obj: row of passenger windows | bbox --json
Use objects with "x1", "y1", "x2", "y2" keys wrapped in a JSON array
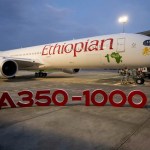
[{"x1": 11, "y1": 52, "x2": 42, "y2": 57}]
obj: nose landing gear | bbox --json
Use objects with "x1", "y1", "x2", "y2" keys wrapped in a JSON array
[{"x1": 119, "y1": 68, "x2": 145, "y2": 85}]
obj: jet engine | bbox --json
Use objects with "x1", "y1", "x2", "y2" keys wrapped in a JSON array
[
  {"x1": 0, "y1": 59, "x2": 18, "y2": 78},
  {"x1": 62, "y1": 68, "x2": 80, "y2": 74}
]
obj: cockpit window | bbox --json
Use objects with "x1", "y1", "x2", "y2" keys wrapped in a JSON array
[{"x1": 143, "y1": 40, "x2": 150, "y2": 46}]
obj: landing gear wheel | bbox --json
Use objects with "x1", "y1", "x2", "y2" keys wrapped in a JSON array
[
  {"x1": 135, "y1": 78, "x2": 145, "y2": 84},
  {"x1": 39, "y1": 72, "x2": 43, "y2": 77},
  {"x1": 43, "y1": 73, "x2": 47, "y2": 77},
  {"x1": 35, "y1": 73, "x2": 39, "y2": 77},
  {"x1": 35, "y1": 72, "x2": 47, "y2": 78}
]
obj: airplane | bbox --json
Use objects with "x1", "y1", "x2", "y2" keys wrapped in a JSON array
[{"x1": 0, "y1": 33, "x2": 150, "y2": 84}]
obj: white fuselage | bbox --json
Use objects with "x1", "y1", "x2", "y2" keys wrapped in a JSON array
[{"x1": 1, "y1": 33, "x2": 150, "y2": 70}]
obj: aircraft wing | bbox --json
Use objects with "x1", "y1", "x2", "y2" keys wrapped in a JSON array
[{"x1": 0, "y1": 56, "x2": 43, "y2": 70}]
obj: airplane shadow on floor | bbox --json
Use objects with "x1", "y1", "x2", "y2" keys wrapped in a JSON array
[{"x1": 2, "y1": 75, "x2": 75, "y2": 83}]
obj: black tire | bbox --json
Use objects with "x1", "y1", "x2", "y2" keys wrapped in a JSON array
[
  {"x1": 35, "y1": 73, "x2": 38, "y2": 77},
  {"x1": 35, "y1": 72, "x2": 47, "y2": 78},
  {"x1": 44, "y1": 73, "x2": 47, "y2": 77},
  {"x1": 42, "y1": 73, "x2": 45, "y2": 77},
  {"x1": 135, "y1": 78, "x2": 145, "y2": 84},
  {"x1": 39, "y1": 72, "x2": 43, "y2": 77}
]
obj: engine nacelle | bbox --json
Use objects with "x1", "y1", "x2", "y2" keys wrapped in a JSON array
[
  {"x1": 62, "y1": 68, "x2": 80, "y2": 74},
  {"x1": 0, "y1": 59, "x2": 18, "y2": 78}
]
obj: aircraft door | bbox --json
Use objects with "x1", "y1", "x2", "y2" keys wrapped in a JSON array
[{"x1": 117, "y1": 38, "x2": 125, "y2": 52}]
